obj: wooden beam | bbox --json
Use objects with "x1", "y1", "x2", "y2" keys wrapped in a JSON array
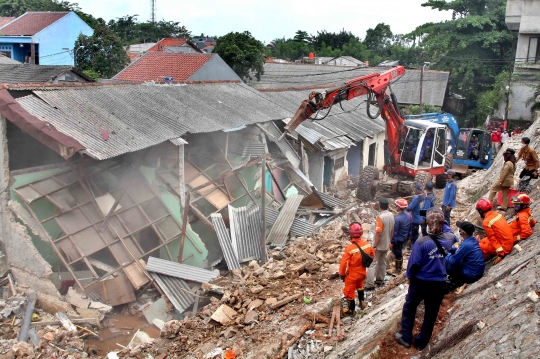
[
  {"x1": 266, "y1": 162, "x2": 286, "y2": 200},
  {"x1": 178, "y1": 192, "x2": 190, "y2": 263}
]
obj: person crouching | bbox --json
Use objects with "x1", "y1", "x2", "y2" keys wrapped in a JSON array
[
  {"x1": 510, "y1": 193, "x2": 536, "y2": 244},
  {"x1": 339, "y1": 222, "x2": 375, "y2": 316}
]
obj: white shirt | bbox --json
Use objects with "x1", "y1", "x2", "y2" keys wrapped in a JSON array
[{"x1": 501, "y1": 132, "x2": 509, "y2": 143}]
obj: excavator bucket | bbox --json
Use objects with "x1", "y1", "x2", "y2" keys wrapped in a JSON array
[
  {"x1": 452, "y1": 164, "x2": 468, "y2": 174},
  {"x1": 284, "y1": 100, "x2": 311, "y2": 134}
]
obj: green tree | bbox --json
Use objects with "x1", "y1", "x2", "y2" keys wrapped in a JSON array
[
  {"x1": 108, "y1": 15, "x2": 190, "y2": 45},
  {"x1": 74, "y1": 23, "x2": 130, "y2": 78},
  {"x1": 214, "y1": 31, "x2": 265, "y2": 81},
  {"x1": 293, "y1": 30, "x2": 310, "y2": 43},
  {"x1": 364, "y1": 23, "x2": 393, "y2": 55},
  {"x1": 411, "y1": 0, "x2": 515, "y2": 125}
]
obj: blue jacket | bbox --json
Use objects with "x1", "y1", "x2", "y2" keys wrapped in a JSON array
[
  {"x1": 392, "y1": 212, "x2": 411, "y2": 244},
  {"x1": 422, "y1": 192, "x2": 436, "y2": 216},
  {"x1": 406, "y1": 233, "x2": 454, "y2": 281},
  {"x1": 442, "y1": 180, "x2": 457, "y2": 208},
  {"x1": 442, "y1": 221, "x2": 459, "y2": 244},
  {"x1": 445, "y1": 236, "x2": 485, "y2": 280},
  {"x1": 407, "y1": 195, "x2": 424, "y2": 224}
]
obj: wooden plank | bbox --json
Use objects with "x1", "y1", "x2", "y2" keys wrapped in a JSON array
[
  {"x1": 123, "y1": 260, "x2": 150, "y2": 290},
  {"x1": 84, "y1": 276, "x2": 136, "y2": 306}
]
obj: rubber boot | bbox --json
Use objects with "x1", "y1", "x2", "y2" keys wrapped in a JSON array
[
  {"x1": 342, "y1": 299, "x2": 356, "y2": 316},
  {"x1": 357, "y1": 289, "x2": 367, "y2": 310},
  {"x1": 396, "y1": 259, "x2": 403, "y2": 274}
]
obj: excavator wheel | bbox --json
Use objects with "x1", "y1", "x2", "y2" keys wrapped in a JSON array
[
  {"x1": 435, "y1": 154, "x2": 454, "y2": 189},
  {"x1": 445, "y1": 154, "x2": 454, "y2": 171},
  {"x1": 357, "y1": 166, "x2": 379, "y2": 202},
  {"x1": 414, "y1": 171, "x2": 431, "y2": 189}
]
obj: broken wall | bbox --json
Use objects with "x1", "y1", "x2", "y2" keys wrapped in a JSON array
[
  {"x1": 0, "y1": 115, "x2": 60, "y2": 296},
  {"x1": 362, "y1": 131, "x2": 386, "y2": 170}
]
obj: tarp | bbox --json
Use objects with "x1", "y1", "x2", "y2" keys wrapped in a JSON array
[{"x1": 0, "y1": 89, "x2": 85, "y2": 158}]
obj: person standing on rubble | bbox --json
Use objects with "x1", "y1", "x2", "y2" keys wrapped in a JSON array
[
  {"x1": 475, "y1": 198, "x2": 514, "y2": 264},
  {"x1": 442, "y1": 169, "x2": 457, "y2": 224},
  {"x1": 491, "y1": 129, "x2": 501, "y2": 156},
  {"x1": 487, "y1": 148, "x2": 516, "y2": 211},
  {"x1": 394, "y1": 209, "x2": 455, "y2": 350},
  {"x1": 517, "y1": 137, "x2": 539, "y2": 181},
  {"x1": 406, "y1": 182, "x2": 425, "y2": 246},
  {"x1": 366, "y1": 198, "x2": 394, "y2": 289},
  {"x1": 501, "y1": 129, "x2": 509, "y2": 147},
  {"x1": 510, "y1": 193, "x2": 536, "y2": 244},
  {"x1": 339, "y1": 223, "x2": 375, "y2": 316},
  {"x1": 391, "y1": 198, "x2": 411, "y2": 274},
  {"x1": 445, "y1": 221, "x2": 485, "y2": 292},
  {"x1": 420, "y1": 182, "x2": 436, "y2": 236}
]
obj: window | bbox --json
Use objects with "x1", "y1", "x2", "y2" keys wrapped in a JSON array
[
  {"x1": 368, "y1": 143, "x2": 376, "y2": 166},
  {"x1": 334, "y1": 156, "x2": 345, "y2": 169},
  {"x1": 528, "y1": 37, "x2": 540, "y2": 63}
]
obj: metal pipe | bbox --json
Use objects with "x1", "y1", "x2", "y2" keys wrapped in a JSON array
[
  {"x1": 260, "y1": 157, "x2": 268, "y2": 264},
  {"x1": 18, "y1": 292, "x2": 37, "y2": 342}
]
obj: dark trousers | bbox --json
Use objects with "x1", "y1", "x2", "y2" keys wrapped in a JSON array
[
  {"x1": 442, "y1": 205, "x2": 452, "y2": 224},
  {"x1": 411, "y1": 223, "x2": 420, "y2": 246},
  {"x1": 421, "y1": 222, "x2": 428, "y2": 237},
  {"x1": 400, "y1": 278, "x2": 447, "y2": 348},
  {"x1": 446, "y1": 265, "x2": 482, "y2": 292},
  {"x1": 392, "y1": 240, "x2": 405, "y2": 260},
  {"x1": 520, "y1": 168, "x2": 538, "y2": 179}
]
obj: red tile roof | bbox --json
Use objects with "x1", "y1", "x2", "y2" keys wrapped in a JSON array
[
  {"x1": 113, "y1": 52, "x2": 214, "y2": 83},
  {"x1": 0, "y1": 12, "x2": 69, "y2": 36},
  {"x1": 148, "y1": 38, "x2": 202, "y2": 52},
  {"x1": 0, "y1": 17, "x2": 15, "y2": 28}
]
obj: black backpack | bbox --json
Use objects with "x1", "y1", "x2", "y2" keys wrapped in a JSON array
[{"x1": 352, "y1": 242, "x2": 374, "y2": 268}]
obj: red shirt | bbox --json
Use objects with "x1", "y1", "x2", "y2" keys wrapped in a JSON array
[{"x1": 491, "y1": 132, "x2": 501, "y2": 143}]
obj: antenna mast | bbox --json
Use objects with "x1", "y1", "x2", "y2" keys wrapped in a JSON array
[{"x1": 151, "y1": 0, "x2": 156, "y2": 23}]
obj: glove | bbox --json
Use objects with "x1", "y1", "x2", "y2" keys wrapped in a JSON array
[
  {"x1": 494, "y1": 256, "x2": 504, "y2": 265},
  {"x1": 340, "y1": 276, "x2": 346, "y2": 282}
]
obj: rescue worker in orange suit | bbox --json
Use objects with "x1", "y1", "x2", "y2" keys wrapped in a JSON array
[
  {"x1": 339, "y1": 223, "x2": 375, "y2": 316},
  {"x1": 510, "y1": 193, "x2": 536, "y2": 244},
  {"x1": 475, "y1": 198, "x2": 514, "y2": 264}
]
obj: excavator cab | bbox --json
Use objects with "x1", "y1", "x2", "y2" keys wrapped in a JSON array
[
  {"x1": 399, "y1": 121, "x2": 447, "y2": 171},
  {"x1": 453, "y1": 128, "x2": 492, "y2": 174}
]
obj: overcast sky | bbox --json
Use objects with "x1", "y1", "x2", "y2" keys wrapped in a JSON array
[{"x1": 76, "y1": 0, "x2": 452, "y2": 43}]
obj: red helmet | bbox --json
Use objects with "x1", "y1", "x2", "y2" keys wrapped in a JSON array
[
  {"x1": 349, "y1": 222, "x2": 363, "y2": 238},
  {"x1": 512, "y1": 193, "x2": 531, "y2": 205},
  {"x1": 395, "y1": 198, "x2": 408, "y2": 209},
  {"x1": 476, "y1": 198, "x2": 493, "y2": 212}
]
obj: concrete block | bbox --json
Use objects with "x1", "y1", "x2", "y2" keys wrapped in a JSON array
[
  {"x1": 142, "y1": 298, "x2": 172, "y2": 324},
  {"x1": 211, "y1": 304, "x2": 237, "y2": 325},
  {"x1": 65, "y1": 287, "x2": 90, "y2": 309}
]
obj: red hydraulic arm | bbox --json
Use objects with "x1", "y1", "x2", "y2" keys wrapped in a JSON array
[{"x1": 285, "y1": 66, "x2": 407, "y2": 168}]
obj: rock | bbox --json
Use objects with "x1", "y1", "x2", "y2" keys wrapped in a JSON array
[
  {"x1": 265, "y1": 298, "x2": 278, "y2": 307},
  {"x1": 248, "y1": 260, "x2": 260, "y2": 270},
  {"x1": 254, "y1": 268, "x2": 266, "y2": 276},
  {"x1": 289, "y1": 263, "x2": 305, "y2": 272},
  {"x1": 273, "y1": 270, "x2": 285, "y2": 279},
  {"x1": 65, "y1": 287, "x2": 90, "y2": 309},
  {"x1": 232, "y1": 269, "x2": 243, "y2": 279},
  {"x1": 244, "y1": 310, "x2": 258, "y2": 324},
  {"x1": 211, "y1": 304, "x2": 238, "y2": 325},
  {"x1": 328, "y1": 264, "x2": 340, "y2": 279},
  {"x1": 305, "y1": 261, "x2": 322, "y2": 273},
  {"x1": 242, "y1": 267, "x2": 251, "y2": 277},
  {"x1": 221, "y1": 327, "x2": 238, "y2": 339},
  {"x1": 42, "y1": 332, "x2": 55, "y2": 341},
  {"x1": 221, "y1": 290, "x2": 232, "y2": 303},
  {"x1": 299, "y1": 273, "x2": 308, "y2": 279},
  {"x1": 324, "y1": 346, "x2": 333, "y2": 353},
  {"x1": 89, "y1": 301, "x2": 113, "y2": 314},
  {"x1": 153, "y1": 318, "x2": 165, "y2": 330},
  {"x1": 248, "y1": 299, "x2": 264, "y2": 310},
  {"x1": 250, "y1": 285, "x2": 264, "y2": 294},
  {"x1": 476, "y1": 321, "x2": 486, "y2": 330},
  {"x1": 283, "y1": 310, "x2": 291, "y2": 316},
  {"x1": 76, "y1": 307, "x2": 104, "y2": 323},
  {"x1": 202, "y1": 283, "x2": 225, "y2": 295},
  {"x1": 527, "y1": 291, "x2": 539, "y2": 303}
]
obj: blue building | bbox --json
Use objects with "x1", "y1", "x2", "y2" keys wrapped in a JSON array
[{"x1": 0, "y1": 12, "x2": 93, "y2": 66}]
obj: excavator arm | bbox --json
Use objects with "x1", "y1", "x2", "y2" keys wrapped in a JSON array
[{"x1": 285, "y1": 66, "x2": 407, "y2": 167}]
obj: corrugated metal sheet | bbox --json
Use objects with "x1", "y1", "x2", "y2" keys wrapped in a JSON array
[
  {"x1": 170, "y1": 137, "x2": 188, "y2": 146},
  {"x1": 266, "y1": 194, "x2": 303, "y2": 246},
  {"x1": 259, "y1": 122, "x2": 301, "y2": 168},
  {"x1": 229, "y1": 205, "x2": 261, "y2": 262},
  {"x1": 15, "y1": 82, "x2": 293, "y2": 160},
  {"x1": 314, "y1": 189, "x2": 347, "y2": 209},
  {"x1": 151, "y1": 273, "x2": 195, "y2": 313},
  {"x1": 242, "y1": 142, "x2": 267, "y2": 159},
  {"x1": 250, "y1": 63, "x2": 449, "y2": 107},
  {"x1": 210, "y1": 213, "x2": 241, "y2": 270},
  {"x1": 265, "y1": 207, "x2": 317, "y2": 237},
  {"x1": 146, "y1": 257, "x2": 218, "y2": 283}
]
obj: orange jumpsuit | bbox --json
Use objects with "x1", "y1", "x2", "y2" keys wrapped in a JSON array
[
  {"x1": 510, "y1": 208, "x2": 536, "y2": 244},
  {"x1": 479, "y1": 210, "x2": 514, "y2": 259},
  {"x1": 339, "y1": 238, "x2": 375, "y2": 300}
]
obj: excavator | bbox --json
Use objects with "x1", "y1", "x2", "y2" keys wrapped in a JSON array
[{"x1": 284, "y1": 66, "x2": 452, "y2": 201}]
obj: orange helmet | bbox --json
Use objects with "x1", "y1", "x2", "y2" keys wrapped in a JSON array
[
  {"x1": 348, "y1": 222, "x2": 363, "y2": 238},
  {"x1": 475, "y1": 198, "x2": 493, "y2": 212},
  {"x1": 395, "y1": 197, "x2": 408, "y2": 209},
  {"x1": 512, "y1": 193, "x2": 531, "y2": 205}
]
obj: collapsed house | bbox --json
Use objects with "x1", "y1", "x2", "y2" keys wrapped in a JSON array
[{"x1": 0, "y1": 80, "x2": 356, "y2": 317}]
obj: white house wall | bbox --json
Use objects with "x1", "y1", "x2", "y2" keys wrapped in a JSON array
[{"x1": 362, "y1": 131, "x2": 386, "y2": 170}]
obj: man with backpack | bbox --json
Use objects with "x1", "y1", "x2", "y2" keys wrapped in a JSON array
[
  {"x1": 339, "y1": 222, "x2": 375, "y2": 316},
  {"x1": 420, "y1": 182, "x2": 436, "y2": 236}
]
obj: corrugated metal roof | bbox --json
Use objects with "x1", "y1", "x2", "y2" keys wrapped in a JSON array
[
  {"x1": 266, "y1": 194, "x2": 303, "y2": 246},
  {"x1": 0, "y1": 64, "x2": 80, "y2": 84},
  {"x1": 229, "y1": 205, "x2": 261, "y2": 262},
  {"x1": 210, "y1": 213, "x2": 241, "y2": 270},
  {"x1": 146, "y1": 257, "x2": 218, "y2": 283},
  {"x1": 14, "y1": 82, "x2": 292, "y2": 160},
  {"x1": 250, "y1": 63, "x2": 449, "y2": 107},
  {"x1": 258, "y1": 122, "x2": 301, "y2": 168},
  {"x1": 314, "y1": 189, "x2": 347, "y2": 209},
  {"x1": 265, "y1": 207, "x2": 317, "y2": 237},
  {"x1": 242, "y1": 142, "x2": 267, "y2": 159},
  {"x1": 170, "y1": 137, "x2": 188, "y2": 146},
  {"x1": 151, "y1": 273, "x2": 195, "y2": 313}
]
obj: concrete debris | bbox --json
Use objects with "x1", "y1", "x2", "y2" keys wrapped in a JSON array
[
  {"x1": 526, "y1": 291, "x2": 539, "y2": 303},
  {"x1": 65, "y1": 287, "x2": 90, "y2": 309},
  {"x1": 142, "y1": 298, "x2": 172, "y2": 324},
  {"x1": 89, "y1": 301, "x2": 113, "y2": 313},
  {"x1": 211, "y1": 304, "x2": 238, "y2": 325}
]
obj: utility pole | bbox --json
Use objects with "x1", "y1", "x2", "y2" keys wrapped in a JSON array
[
  {"x1": 419, "y1": 51, "x2": 426, "y2": 114},
  {"x1": 151, "y1": 0, "x2": 156, "y2": 23}
]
